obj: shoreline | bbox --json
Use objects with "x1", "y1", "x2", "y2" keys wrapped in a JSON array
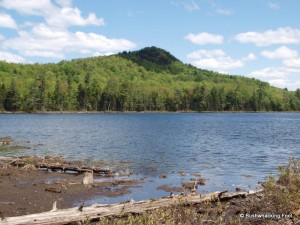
[
  {"x1": 1, "y1": 110, "x2": 299, "y2": 114},
  {"x1": 1, "y1": 155, "x2": 299, "y2": 224}
]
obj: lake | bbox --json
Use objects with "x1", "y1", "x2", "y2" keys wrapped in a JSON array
[{"x1": 1, "y1": 113, "x2": 300, "y2": 204}]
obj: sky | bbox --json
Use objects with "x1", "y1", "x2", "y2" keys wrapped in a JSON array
[{"x1": 0, "y1": 0, "x2": 300, "y2": 90}]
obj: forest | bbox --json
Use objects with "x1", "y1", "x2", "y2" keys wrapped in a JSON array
[{"x1": 1, "y1": 46, "x2": 300, "y2": 112}]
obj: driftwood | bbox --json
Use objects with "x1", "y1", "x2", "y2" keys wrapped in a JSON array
[
  {"x1": 0, "y1": 156, "x2": 111, "y2": 175},
  {"x1": 0, "y1": 156, "x2": 112, "y2": 175},
  {"x1": 36, "y1": 163, "x2": 111, "y2": 174},
  {"x1": 1, "y1": 189, "x2": 263, "y2": 225}
]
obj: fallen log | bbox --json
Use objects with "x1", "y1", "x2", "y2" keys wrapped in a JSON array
[
  {"x1": 1, "y1": 189, "x2": 263, "y2": 225},
  {"x1": 36, "y1": 163, "x2": 111, "y2": 174},
  {"x1": 0, "y1": 156, "x2": 112, "y2": 175}
]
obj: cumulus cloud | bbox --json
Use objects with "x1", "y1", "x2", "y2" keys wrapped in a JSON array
[
  {"x1": 46, "y1": 8, "x2": 104, "y2": 28},
  {"x1": 0, "y1": 13, "x2": 18, "y2": 29},
  {"x1": 0, "y1": 0, "x2": 104, "y2": 28},
  {"x1": 283, "y1": 58, "x2": 300, "y2": 68},
  {"x1": 0, "y1": 0, "x2": 135, "y2": 60},
  {"x1": 247, "y1": 66, "x2": 300, "y2": 90},
  {"x1": 3, "y1": 24, "x2": 136, "y2": 59},
  {"x1": 0, "y1": 51, "x2": 26, "y2": 63},
  {"x1": 242, "y1": 53, "x2": 257, "y2": 61},
  {"x1": 235, "y1": 27, "x2": 300, "y2": 46},
  {"x1": 187, "y1": 49, "x2": 225, "y2": 59},
  {"x1": 185, "y1": 32, "x2": 224, "y2": 45},
  {"x1": 0, "y1": 0, "x2": 54, "y2": 16},
  {"x1": 268, "y1": 79, "x2": 300, "y2": 90},
  {"x1": 248, "y1": 67, "x2": 300, "y2": 79},
  {"x1": 261, "y1": 46, "x2": 298, "y2": 59},
  {"x1": 187, "y1": 49, "x2": 244, "y2": 71}
]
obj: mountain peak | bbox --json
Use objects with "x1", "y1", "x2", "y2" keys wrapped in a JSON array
[{"x1": 118, "y1": 46, "x2": 180, "y2": 72}]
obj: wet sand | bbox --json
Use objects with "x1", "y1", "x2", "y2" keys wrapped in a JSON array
[{"x1": 0, "y1": 156, "x2": 140, "y2": 218}]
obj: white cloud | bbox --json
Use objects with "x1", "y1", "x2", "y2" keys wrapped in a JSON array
[
  {"x1": 0, "y1": 1, "x2": 133, "y2": 60},
  {"x1": 0, "y1": 13, "x2": 18, "y2": 29},
  {"x1": 185, "y1": 32, "x2": 224, "y2": 45},
  {"x1": 242, "y1": 53, "x2": 257, "y2": 61},
  {"x1": 0, "y1": 0, "x2": 54, "y2": 16},
  {"x1": 187, "y1": 49, "x2": 244, "y2": 71},
  {"x1": 248, "y1": 67, "x2": 300, "y2": 90},
  {"x1": 261, "y1": 46, "x2": 298, "y2": 59},
  {"x1": 187, "y1": 49, "x2": 225, "y2": 59},
  {"x1": 268, "y1": 79, "x2": 288, "y2": 87},
  {"x1": 269, "y1": 2, "x2": 280, "y2": 10},
  {"x1": 0, "y1": 51, "x2": 26, "y2": 63},
  {"x1": 283, "y1": 58, "x2": 300, "y2": 68},
  {"x1": 268, "y1": 79, "x2": 300, "y2": 90},
  {"x1": 45, "y1": 8, "x2": 104, "y2": 28},
  {"x1": 0, "y1": 34, "x2": 5, "y2": 41},
  {"x1": 235, "y1": 27, "x2": 300, "y2": 46},
  {"x1": 3, "y1": 24, "x2": 136, "y2": 59},
  {"x1": 0, "y1": 0, "x2": 104, "y2": 28},
  {"x1": 248, "y1": 67, "x2": 300, "y2": 79},
  {"x1": 192, "y1": 58, "x2": 243, "y2": 71}
]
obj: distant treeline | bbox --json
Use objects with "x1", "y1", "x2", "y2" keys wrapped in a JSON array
[{"x1": 1, "y1": 47, "x2": 300, "y2": 112}]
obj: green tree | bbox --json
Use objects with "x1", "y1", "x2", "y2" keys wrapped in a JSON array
[
  {"x1": 4, "y1": 80, "x2": 20, "y2": 111},
  {"x1": 0, "y1": 83, "x2": 7, "y2": 110}
]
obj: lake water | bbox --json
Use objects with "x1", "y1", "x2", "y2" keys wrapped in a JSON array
[{"x1": 1, "y1": 113, "x2": 300, "y2": 204}]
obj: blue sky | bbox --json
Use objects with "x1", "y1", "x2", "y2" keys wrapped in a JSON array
[{"x1": 0, "y1": 0, "x2": 300, "y2": 90}]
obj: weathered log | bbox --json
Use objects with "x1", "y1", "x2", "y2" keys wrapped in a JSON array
[
  {"x1": 36, "y1": 163, "x2": 111, "y2": 174},
  {"x1": 0, "y1": 156, "x2": 112, "y2": 174},
  {"x1": 1, "y1": 189, "x2": 263, "y2": 225}
]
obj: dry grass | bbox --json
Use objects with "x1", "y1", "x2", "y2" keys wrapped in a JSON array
[{"x1": 78, "y1": 159, "x2": 300, "y2": 225}]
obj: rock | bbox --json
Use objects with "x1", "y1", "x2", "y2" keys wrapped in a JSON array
[
  {"x1": 235, "y1": 187, "x2": 241, "y2": 192},
  {"x1": 45, "y1": 187, "x2": 62, "y2": 193},
  {"x1": 159, "y1": 174, "x2": 168, "y2": 179},
  {"x1": 197, "y1": 178, "x2": 207, "y2": 186}
]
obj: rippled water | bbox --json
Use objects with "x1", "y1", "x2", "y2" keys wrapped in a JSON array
[{"x1": 1, "y1": 113, "x2": 300, "y2": 203}]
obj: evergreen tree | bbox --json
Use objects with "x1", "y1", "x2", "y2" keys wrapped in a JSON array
[{"x1": 4, "y1": 80, "x2": 20, "y2": 111}]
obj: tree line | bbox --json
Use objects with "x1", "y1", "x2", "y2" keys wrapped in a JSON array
[{"x1": 0, "y1": 47, "x2": 300, "y2": 112}]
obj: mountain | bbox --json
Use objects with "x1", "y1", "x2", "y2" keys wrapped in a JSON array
[
  {"x1": 0, "y1": 47, "x2": 300, "y2": 112},
  {"x1": 118, "y1": 46, "x2": 180, "y2": 73}
]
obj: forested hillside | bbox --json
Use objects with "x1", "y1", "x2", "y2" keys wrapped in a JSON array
[{"x1": 0, "y1": 46, "x2": 300, "y2": 112}]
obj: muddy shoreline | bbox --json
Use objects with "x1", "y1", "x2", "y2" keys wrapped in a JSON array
[{"x1": 0, "y1": 155, "x2": 142, "y2": 218}]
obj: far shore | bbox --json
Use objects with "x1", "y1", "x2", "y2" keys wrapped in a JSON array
[{"x1": 1, "y1": 110, "x2": 299, "y2": 114}]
